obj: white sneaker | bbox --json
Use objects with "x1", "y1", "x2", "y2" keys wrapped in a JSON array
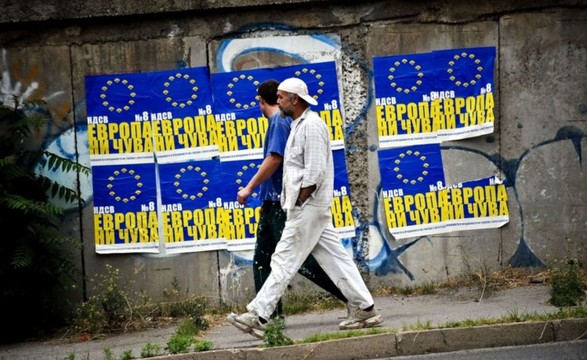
[
  {"x1": 227, "y1": 311, "x2": 265, "y2": 339},
  {"x1": 339, "y1": 303, "x2": 352, "y2": 319},
  {"x1": 338, "y1": 307, "x2": 383, "y2": 330}
]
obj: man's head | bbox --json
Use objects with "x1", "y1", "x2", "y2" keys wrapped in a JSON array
[
  {"x1": 257, "y1": 79, "x2": 280, "y2": 118},
  {"x1": 277, "y1": 77, "x2": 317, "y2": 118}
]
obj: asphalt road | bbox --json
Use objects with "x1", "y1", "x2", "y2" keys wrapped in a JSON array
[{"x1": 369, "y1": 340, "x2": 587, "y2": 360}]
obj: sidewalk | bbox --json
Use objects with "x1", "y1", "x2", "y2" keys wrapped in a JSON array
[{"x1": 1, "y1": 284, "x2": 585, "y2": 360}]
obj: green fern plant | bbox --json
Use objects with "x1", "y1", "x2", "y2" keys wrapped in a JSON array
[{"x1": 0, "y1": 97, "x2": 90, "y2": 342}]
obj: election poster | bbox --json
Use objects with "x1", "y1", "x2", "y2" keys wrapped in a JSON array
[
  {"x1": 159, "y1": 159, "x2": 226, "y2": 253},
  {"x1": 279, "y1": 61, "x2": 346, "y2": 151},
  {"x1": 433, "y1": 47, "x2": 496, "y2": 141},
  {"x1": 332, "y1": 149, "x2": 356, "y2": 238},
  {"x1": 148, "y1": 67, "x2": 219, "y2": 164},
  {"x1": 218, "y1": 159, "x2": 264, "y2": 251},
  {"x1": 85, "y1": 72, "x2": 159, "y2": 253},
  {"x1": 374, "y1": 46, "x2": 507, "y2": 239},
  {"x1": 91, "y1": 163, "x2": 159, "y2": 253},
  {"x1": 373, "y1": 46, "x2": 496, "y2": 149},
  {"x1": 373, "y1": 52, "x2": 438, "y2": 149},
  {"x1": 85, "y1": 72, "x2": 154, "y2": 164}
]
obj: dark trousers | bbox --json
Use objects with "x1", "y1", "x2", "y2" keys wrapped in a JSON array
[{"x1": 253, "y1": 201, "x2": 347, "y2": 318}]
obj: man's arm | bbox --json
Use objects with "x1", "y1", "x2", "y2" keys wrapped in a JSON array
[
  {"x1": 297, "y1": 184, "x2": 316, "y2": 203},
  {"x1": 236, "y1": 153, "x2": 283, "y2": 204}
]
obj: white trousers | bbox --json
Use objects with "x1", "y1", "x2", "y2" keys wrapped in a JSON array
[{"x1": 247, "y1": 204, "x2": 374, "y2": 320}]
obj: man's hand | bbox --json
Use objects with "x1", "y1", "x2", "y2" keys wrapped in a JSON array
[{"x1": 237, "y1": 187, "x2": 253, "y2": 205}]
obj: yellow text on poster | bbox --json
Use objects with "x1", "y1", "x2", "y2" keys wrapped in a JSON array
[
  {"x1": 88, "y1": 118, "x2": 154, "y2": 155},
  {"x1": 94, "y1": 210, "x2": 159, "y2": 244},
  {"x1": 331, "y1": 194, "x2": 355, "y2": 229},
  {"x1": 162, "y1": 206, "x2": 225, "y2": 242},
  {"x1": 319, "y1": 108, "x2": 345, "y2": 142},
  {"x1": 383, "y1": 183, "x2": 508, "y2": 229},
  {"x1": 152, "y1": 113, "x2": 219, "y2": 152},
  {"x1": 216, "y1": 116, "x2": 268, "y2": 153}
]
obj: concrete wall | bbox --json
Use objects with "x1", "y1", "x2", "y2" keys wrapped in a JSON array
[{"x1": 1, "y1": 0, "x2": 585, "y2": 306}]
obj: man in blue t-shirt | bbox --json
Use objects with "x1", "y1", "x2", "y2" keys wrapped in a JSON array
[{"x1": 236, "y1": 79, "x2": 347, "y2": 322}]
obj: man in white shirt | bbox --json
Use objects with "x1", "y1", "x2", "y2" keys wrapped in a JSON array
[{"x1": 228, "y1": 77, "x2": 383, "y2": 338}]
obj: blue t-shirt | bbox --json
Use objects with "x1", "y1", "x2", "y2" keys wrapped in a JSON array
[{"x1": 259, "y1": 111, "x2": 292, "y2": 202}]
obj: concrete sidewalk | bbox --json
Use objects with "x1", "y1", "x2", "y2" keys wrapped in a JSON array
[{"x1": 1, "y1": 284, "x2": 586, "y2": 359}]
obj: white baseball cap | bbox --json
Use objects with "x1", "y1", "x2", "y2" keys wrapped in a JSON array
[{"x1": 278, "y1": 77, "x2": 318, "y2": 106}]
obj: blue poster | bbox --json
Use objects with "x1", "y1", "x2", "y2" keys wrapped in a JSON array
[
  {"x1": 217, "y1": 159, "x2": 264, "y2": 251},
  {"x1": 159, "y1": 159, "x2": 227, "y2": 253},
  {"x1": 378, "y1": 143, "x2": 445, "y2": 196},
  {"x1": 433, "y1": 47, "x2": 496, "y2": 141},
  {"x1": 148, "y1": 67, "x2": 219, "y2": 163},
  {"x1": 373, "y1": 52, "x2": 437, "y2": 149},
  {"x1": 92, "y1": 163, "x2": 159, "y2": 253},
  {"x1": 373, "y1": 47, "x2": 496, "y2": 148},
  {"x1": 332, "y1": 149, "x2": 356, "y2": 238},
  {"x1": 85, "y1": 72, "x2": 154, "y2": 164}
]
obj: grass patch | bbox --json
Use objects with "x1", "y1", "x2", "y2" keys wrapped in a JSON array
[
  {"x1": 426, "y1": 306, "x2": 587, "y2": 330},
  {"x1": 373, "y1": 266, "x2": 557, "y2": 299},
  {"x1": 549, "y1": 258, "x2": 586, "y2": 307},
  {"x1": 299, "y1": 327, "x2": 390, "y2": 344}
]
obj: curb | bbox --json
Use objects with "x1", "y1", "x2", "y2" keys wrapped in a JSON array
[{"x1": 151, "y1": 318, "x2": 587, "y2": 360}]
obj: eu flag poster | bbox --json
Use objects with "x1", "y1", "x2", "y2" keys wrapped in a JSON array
[
  {"x1": 159, "y1": 159, "x2": 227, "y2": 253},
  {"x1": 373, "y1": 47, "x2": 496, "y2": 149},
  {"x1": 373, "y1": 53, "x2": 438, "y2": 149},
  {"x1": 148, "y1": 67, "x2": 219, "y2": 164},
  {"x1": 433, "y1": 47, "x2": 496, "y2": 141},
  {"x1": 91, "y1": 163, "x2": 159, "y2": 253},
  {"x1": 85, "y1": 72, "x2": 154, "y2": 165},
  {"x1": 378, "y1": 143, "x2": 446, "y2": 239},
  {"x1": 211, "y1": 67, "x2": 276, "y2": 161}
]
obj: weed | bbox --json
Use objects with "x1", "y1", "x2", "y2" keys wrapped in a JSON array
[
  {"x1": 102, "y1": 348, "x2": 114, "y2": 360},
  {"x1": 140, "y1": 343, "x2": 163, "y2": 358},
  {"x1": 175, "y1": 318, "x2": 200, "y2": 337},
  {"x1": 167, "y1": 333, "x2": 192, "y2": 354},
  {"x1": 120, "y1": 350, "x2": 134, "y2": 360},
  {"x1": 402, "y1": 319, "x2": 432, "y2": 331},
  {"x1": 194, "y1": 339, "x2": 213, "y2": 352},
  {"x1": 62, "y1": 353, "x2": 75, "y2": 360},
  {"x1": 549, "y1": 258, "x2": 586, "y2": 307},
  {"x1": 71, "y1": 264, "x2": 138, "y2": 335},
  {"x1": 263, "y1": 318, "x2": 293, "y2": 347}
]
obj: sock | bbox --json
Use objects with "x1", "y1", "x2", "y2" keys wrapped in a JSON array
[
  {"x1": 259, "y1": 317, "x2": 268, "y2": 324},
  {"x1": 363, "y1": 304, "x2": 374, "y2": 312}
]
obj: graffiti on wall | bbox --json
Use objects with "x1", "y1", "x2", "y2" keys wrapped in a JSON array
[{"x1": 0, "y1": 48, "x2": 93, "y2": 211}]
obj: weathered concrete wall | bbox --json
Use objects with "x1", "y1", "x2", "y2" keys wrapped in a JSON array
[{"x1": 1, "y1": 0, "x2": 585, "y2": 307}]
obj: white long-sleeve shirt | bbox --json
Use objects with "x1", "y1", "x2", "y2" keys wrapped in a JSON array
[{"x1": 281, "y1": 108, "x2": 334, "y2": 210}]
